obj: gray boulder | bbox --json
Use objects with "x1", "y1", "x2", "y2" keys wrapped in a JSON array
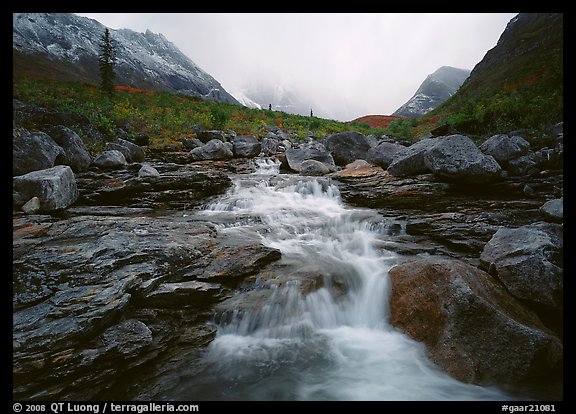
[
  {"x1": 181, "y1": 137, "x2": 204, "y2": 150},
  {"x1": 299, "y1": 159, "x2": 331, "y2": 176},
  {"x1": 45, "y1": 125, "x2": 92, "y2": 172},
  {"x1": 480, "y1": 222, "x2": 563, "y2": 312},
  {"x1": 188, "y1": 139, "x2": 233, "y2": 161},
  {"x1": 21, "y1": 197, "x2": 41, "y2": 214},
  {"x1": 105, "y1": 138, "x2": 145, "y2": 163},
  {"x1": 479, "y1": 134, "x2": 530, "y2": 165},
  {"x1": 13, "y1": 165, "x2": 78, "y2": 211},
  {"x1": 261, "y1": 136, "x2": 291, "y2": 156},
  {"x1": 325, "y1": 131, "x2": 372, "y2": 166},
  {"x1": 540, "y1": 198, "x2": 563, "y2": 223},
  {"x1": 366, "y1": 141, "x2": 407, "y2": 168},
  {"x1": 93, "y1": 150, "x2": 127, "y2": 170},
  {"x1": 285, "y1": 142, "x2": 336, "y2": 173},
  {"x1": 197, "y1": 130, "x2": 226, "y2": 143},
  {"x1": 423, "y1": 134, "x2": 502, "y2": 183},
  {"x1": 233, "y1": 135, "x2": 261, "y2": 158},
  {"x1": 138, "y1": 164, "x2": 160, "y2": 178},
  {"x1": 389, "y1": 258, "x2": 562, "y2": 386},
  {"x1": 13, "y1": 129, "x2": 64, "y2": 176},
  {"x1": 387, "y1": 137, "x2": 437, "y2": 177}
]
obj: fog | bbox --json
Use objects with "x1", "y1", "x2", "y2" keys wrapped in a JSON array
[{"x1": 76, "y1": 13, "x2": 517, "y2": 121}]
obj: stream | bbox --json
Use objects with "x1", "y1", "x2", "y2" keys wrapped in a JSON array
[{"x1": 159, "y1": 158, "x2": 512, "y2": 401}]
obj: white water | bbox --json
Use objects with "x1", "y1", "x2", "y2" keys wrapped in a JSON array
[{"x1": 165, "y1": 158, "x2": 512, "y2": 401}]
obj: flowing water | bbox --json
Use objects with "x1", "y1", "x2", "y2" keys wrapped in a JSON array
[{"x1": 162, "y1": 158, "x2": 512, "y2": 401}]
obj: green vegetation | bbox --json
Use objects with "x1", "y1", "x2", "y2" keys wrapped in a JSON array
[{"x1": 13, "y1": 77, "x2": 388, "y2": 150}]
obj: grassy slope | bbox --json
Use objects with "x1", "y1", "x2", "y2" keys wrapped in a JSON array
[{"x1": 13, "y1": 76, "x2": 389, "y2": 151}]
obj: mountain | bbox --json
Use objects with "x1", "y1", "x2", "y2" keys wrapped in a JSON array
[
  {"x1": 13, "y1": 13, "x2": 240, "y2": 105},
  {"x1": 432, "y1": 13, "x2": 562, "y2": 132},
  {"x1": 392, "y1": 66, "x2": 471, "y2": 118}
]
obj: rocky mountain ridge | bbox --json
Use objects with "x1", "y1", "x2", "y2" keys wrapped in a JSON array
[
  {"x1": 13, "y1": 13, "x2": 239, "y2": 105},
  {"x1": 392, "y1": 66, "x2": 471, "y2": 118}
]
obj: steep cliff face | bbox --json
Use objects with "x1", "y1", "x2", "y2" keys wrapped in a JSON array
[
  {"x1": 13, "y1": 13, "x2": 239, "y2": 105},
  {"x1": 392, "y1": 66, "x2": 471, "y2": 118}
]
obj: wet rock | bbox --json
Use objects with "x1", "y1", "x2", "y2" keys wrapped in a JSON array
[
  {"x1": 233, "y1": 135, "x2": 261, "y2": 158},
  {"x1": 325, "y1": 131, "x2": 372, "y2": 166},
  {"x1": 138, "y1": 164, "x2": 160, "y2": 178},
  {"x1": 285, "y1": 142, "x2": 336, "y2": 173},
  {"x1": 479, "y1": 134, "x2": 530, "y2": 165},
  {"x1": 479, "y1": 222, "x2": 563, "y2": 312},
  {"x1": 142, "y1": 281, "x2": 223, "y2": 308},
  {"x1": 389, "y1": 258, "x2": 562, "y2": 386},
  {"x1": 92, "y1": 150, "x2": 127, "y2": 170},
  {"x1": 423, "y1": 135, "x2": 502, "y2": 183},
  {"x1": 13, "y1": 129, "x2": 65, "y2": 176},
  {"x1": 366, "y1": 141, "x2": 408, "y2": 168},
  {"x1": 188, "y1": 139, "x2": 233, "y2": 161},
  {"x1": 299, "y1": 159, "x2": 331, "y2": 176},
  {"x1": 45, "y1": 125, "x2": 92, "y2": 172},
  {"x1": 105, "y1": 138, "x2": 145, "y2": 163},
  {"x1": 13, "y1": 165, "x2": 78, "y2": 211},
  {"x1": 387, "y1": 137, "x2": 437, "y2": 177},
  {"x1": 540, "y1": 198, "x2": 563, "y2": 223}
]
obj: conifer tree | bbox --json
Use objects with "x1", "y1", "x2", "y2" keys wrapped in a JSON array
[{"x1": 98, "y1": 28, "x2": 116, "y2": 95}]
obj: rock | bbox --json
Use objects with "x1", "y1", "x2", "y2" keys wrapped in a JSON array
[
  {"x1": 389, "y1": 258, "x2": 563, "y2": 386},
  {"x1": 387, "y1": 137, "x2": 437, "y2": 177},
  {"x1": 138, "y1": 164, "x2": 160, "y2": 178},
  {"x1": 285, "y1": 142, "x2": 336, "y2": 173},
  {"x1": 142, "y1": 281, "x2": 223, "y2": 308},
  {"x1": 423, "y1": 134, "x2": 502, "y2": 183},
  {"x1": 299, "y1": 159, "x2": 331, "y2": 176},
  {"x1": 105, "y1": 138, "x2": 145, "y2": 163},
  {"x1": 13, "y1": 129, "x2": 65, "y2": 176},
  {"x1": 181, "y1": 138, "x2": 203, "y2": 150},
  {"x1": 196, "y1": 130, "x2": 226, "y2": 143},
  {"x1": 325, "y1": 131, "x2": 372, "y2": 166},
  {"x1": 188, "y1": 139, "x2": 233, "y2": 162},
  {"x1": 92, "y1": 150, "x2": 127, "y2": 170},
  {"x1": 332, "y1": 159, "x2": 381, "y2": 178},
  {"x1": 232, "y1": 135, "x2": 261, "y2": 158},
  {"x1": 540, "y1": 198, "x2": 563, "y2": 223},
  {"x1": 100, "y1": 319, "x2": 153, "y2": 356},
  {"x1": 261, "y1": 136, "x2": 291, "y2": 155},
  {"x1": 508, "y1": 155, "x2": 539, "y2": 176},
  {"x1": 21, "y1": 197, "x2": 41, "y2": 214},
  {"x1": 366, "y1": 141, "x2": 407, "y2": 168},
  {"x1": 45, "y1": 125, "x2": 92, "y2": 172},
  {"x1": 479, "y1": 134, "x2": 530, "y2": 165},
  {"x1": 13, "y1": 165, "x2": 78, "y2": 211},
  {"x1": 479, "y1": 222, "x2": 563, "y2": 312}
]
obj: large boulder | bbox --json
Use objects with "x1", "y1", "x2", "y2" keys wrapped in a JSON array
[
  {"x1": 105, "y1": 138, "x2": 145, "y2": 163},
  {"x1": 479, "y1": 134, "x2": 530, "y2": 165},
  {"x1": 479, "y1": 222, "x2": 563, "y2": 312},
  {"x1": 232, "y1": 135, "x2": 261, "y2": 158},
  {"x1": 45, "y1": 125, "x2": 92, "y2": 172},
  {"x1": 13, "y1": 128, "x2": 64, "y2": 176},
  {"x1": 389, "y1": 258, "x2": 562, "y2": 386},
  {"x1": 423, "y1": 134, "x2": 502, "y2": 183},
  {"x1": 387, "y1": 138, "x2": 437, "y2": 177},
  {"x1": 188, "y1": 139, "x2": 233, "y2": 162},
  {"x1": 285, "y1": 142, "x2": 336, "y2": 173},
  {"x1": 92, "y1": 150, "x2": 127, "y2": 170},
  {"x1": 13, "y1": 165, "x2": 78, "y2": 211},
  {"x1": 366, "y1": 141, "x2": 408, "y2": 168},
  {"x1": 325, "y1": 131, "x2": 372, "y2": 166},
  {"x1": 299, "y1": 159, "x2": 331, "y2": 176}
]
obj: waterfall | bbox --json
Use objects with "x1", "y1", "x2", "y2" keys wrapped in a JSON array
[{"x1": 164, "y1": 158, "x2": 511, "y2": 401}]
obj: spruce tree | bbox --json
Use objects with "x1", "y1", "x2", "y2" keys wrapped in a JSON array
[{"x1": 98, "y1": 28, "x2": 116, "y2": 95}]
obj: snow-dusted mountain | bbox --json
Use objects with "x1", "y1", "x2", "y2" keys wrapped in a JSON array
[
  {"x1": 392, "y1": 66, "x2": 470, "y2": 118},
  {"x1": 13, "y1": 13, "x2": 239, "y2": 105}
]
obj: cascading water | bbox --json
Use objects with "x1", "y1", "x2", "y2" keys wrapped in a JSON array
[{"x1": 162, "y1": 158, "x2": 512, "y2": 401}]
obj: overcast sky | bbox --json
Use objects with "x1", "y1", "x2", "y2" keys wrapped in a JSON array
[{"x1": 76, "y1": 13, "x2": 517, "y2": 121}]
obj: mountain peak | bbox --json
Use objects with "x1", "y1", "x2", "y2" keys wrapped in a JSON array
[
  {"x1": 392, "y1": 66, "x2": 470, "y2": 118},
  {"x1": 13, "y1": 13, "x2": 239, "y2": 105}
]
